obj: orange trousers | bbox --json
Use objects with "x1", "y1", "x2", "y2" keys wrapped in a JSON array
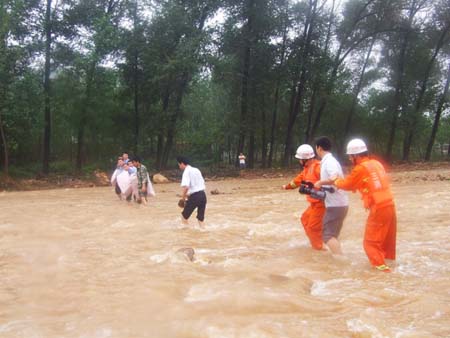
[
  {"x1": 301, "y1": 202, "x2": 326, "y2": 250},
  {"x1": 363, "y1": 204, "x2": 397, "y2": 266}
]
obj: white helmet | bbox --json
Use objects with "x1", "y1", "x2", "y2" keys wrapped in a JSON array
[
  {"x1": 295, "y1": 144, "x2": 315, "y2": 159},
  {"x1": 346, "y1": 138, "x2": 368, "y2": 155}
]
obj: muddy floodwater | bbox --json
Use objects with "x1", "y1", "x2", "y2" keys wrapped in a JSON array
[{"x1": 1, "y1": 169, "x2": 449, "y2": 338}]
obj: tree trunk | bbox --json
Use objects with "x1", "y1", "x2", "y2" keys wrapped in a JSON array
[
  {"x1": 161, "y1": 5, "x2": 210, "y2": 169},
  {"x1": 155, "y1": 87, "x2": 170, "y2": 169},
  {"x1": 283, "y1": 0, "x2": 317, "y2": 166},
  {"x1": 248, "y1": 131, "x2": 255, "y2": 169},
  {"x1": 283, "y1": 83, "x2": 297, "y2": 167},
  {"x1": 162, "y1": 85, "x2": 185, "y2": 169},
  {"x1": 305, "y1": 0, "x2": 334, "y2": 144},
  {"x1": 304, "y1": 83, "x2": 317, "y2": 143},
  {"x1": 162, "y1": 83, "x2": 186, "y2": 169},
  {"x1": 448, "y1": 137, "x2": 450, "y2": 157},
  {"x1": 76, "y1": 60, "x2": 96, "y2": 172},
  {"x1": 227, "y1": 136, "x2": 232, "y2": 165},
  {"x1": 76, "y1": 124, "x2": 85, "y2": 172},
  {"x1": 42, "y1": 0, "x2": 52, "y2": 175},
  {"x1": 425, "y1": 62, "x2": 450, "y2": 161},
  {"x1": 132, "y1": 0, "x2": 140, "y2": 154},
  {"x1": 0, "y1": 5, "x2": 9, "y2": 176},
  {"x1": 156, "y1": 133, "x2": 163, "y2": 170},
  {"x1": 386, "y1": 2, "x2": 419, "y2": 161},
  {"x1": 402, "y1": 126, "x2": 413, "y2": 162},
  {"x1": 403, "y1": 21, "x2": 450, "y2": 161},
  {"x1": 237, "y1": 1, "x2": 254, "y2": 165},
  {"x1": 310, "y1": 0, "x2": 390, "y2": 140},
  {"x1": 0, "y1": 111, "x2": 8, "y2": 176},
  {"x1": 343, "y1": 37, "x2": 375, "y2": 142},
  {"x1": 260, "y1": 106, "x2": 267, "y2": 168},
  {"x1": 76, "y1": 2, "x2": 118, "y2": 171},
  {"x1": 268, "y1": 22, "x2": 287, "y2": 168},
  {"x1": 133, "y1": 51, "x2": 139, "y2": 154},
  {"x1": 309, "y1": 45, "x2": 342, "y2": 139},
  {"x1": 268, "y1": 83, "x2": 279, "y2": 168}
]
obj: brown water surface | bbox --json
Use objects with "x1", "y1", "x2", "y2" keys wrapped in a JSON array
[{"x1": 1, "y1": 171, "x2": 449, "y2": 337}]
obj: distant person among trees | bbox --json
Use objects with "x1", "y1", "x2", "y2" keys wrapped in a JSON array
[
  {"x1": 314, "y1": 136, "x2": 349, "y2": 257},
  {"x1": 282, "y1": 144, "x2": 325, "y2": 250},
  {"x1": 331, "y1": 138, "x2": 397, "y2": 273},
  {"x1": 177, "y1": 156, "x2": 207, "y2": 228},
  {"x1": 238, "y1": 153, "x2": 246, "y2": 169}
]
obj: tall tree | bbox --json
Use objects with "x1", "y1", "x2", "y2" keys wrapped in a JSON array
[
  {"x1": 64, "y1": 0, "x2": 124, "y2": 171},
  {"x1": 42, "y1": 0, "x2": 52, "y2": 175},
  {"x1": 310, "y1": 0, "x2": 395, "y2": 142},
  {"x1": 384, "y1": 0, "x2": 427, "y2": 161},
  {"x1": 425, "y1": 61, "x2": 450, "y2": 160},
  {"x1": 0, "y1": 0, "x2": 39, "y2": 175},
  {"x1": 402, "y1": 0, "x2": 450, "y2": 160},
  {"x1": 282, "y1": 0, "x2": 322, "y2": 166},
  {"x1": 342, "y1": 36, "x2": 376, "y2": 145},
  {"x1": 267, "y1": 10, "x2": 288, "y2": 168}
]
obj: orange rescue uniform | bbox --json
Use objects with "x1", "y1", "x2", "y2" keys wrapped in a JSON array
[
  {"x1": 284, "y1": 159, "x2": 325, "y2": 250},
  {"x1": 335, "y1": 157, "x2": 397, "y2": 268}
]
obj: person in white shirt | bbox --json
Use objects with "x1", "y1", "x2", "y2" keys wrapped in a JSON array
[
  {"x1": 177, "y1": 156, "x2": 207, "y2": 227},
  {"x1": 313, "y1": 136, "x2": 349, "y2": 256},
  {"x1": 238, "y1": 153, "x2": 246, "y2": 169}
]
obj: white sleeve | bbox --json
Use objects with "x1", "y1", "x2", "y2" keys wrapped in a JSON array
[
  {"x1": 111, "y1": 169, "x2": 119, "y2": 185},
  {"x1": 181, "y1": 170, "x2": 190, "y2": 187}
]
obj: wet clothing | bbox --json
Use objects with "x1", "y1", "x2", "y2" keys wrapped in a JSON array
[
  {"x1": 181, "y1": 165, "x2": 207, "y2": 221},
  {"x1": 319, "y1": 152, "x2": 348, "y2": 244},
  {"x1": 182, "y1": 190, "x2": 207, "y2": 222},
  {"x1": 284, "y1": 159, "x2": 325, "y2": 250},
  {"x1": 335, "y1": 156, "x2": 397, "y2": 267},
  {"x1": 300, "y1": 202, "x2": 326, "y2": 249},
  {"x1": 322, "y1": 206, "x2": 348, "y2": 242},
  {"x1": 136, "y1": 164, "x2": 149, "y2": 197},
  {"x1": 136, "y1": 164, "x2": 149, "y2": 189},
  {"x1": 319, "y1": 153, "x2": 348, "y2": 207},
  {"x1": 181, "y1": 165, "x2": 205, "y2": 195}
]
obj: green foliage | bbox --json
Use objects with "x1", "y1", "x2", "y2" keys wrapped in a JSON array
[{"x1": 1, "y1": 0, "x2": 450, "y2": 177}]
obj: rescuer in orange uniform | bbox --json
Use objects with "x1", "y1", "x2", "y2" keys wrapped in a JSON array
[
  {"x1": 333, "y1": 139, "x2": 397, "y2": 272},
  {"x1": 282, "y1": 144, "x2": 325, "y2": 250}
]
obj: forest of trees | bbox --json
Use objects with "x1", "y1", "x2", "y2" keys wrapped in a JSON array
[{"x1": 1, "y1": 0, "x2": 449, "y2": 176}]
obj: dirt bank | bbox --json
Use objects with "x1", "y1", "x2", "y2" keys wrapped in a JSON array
[{"x1": 0, "y1": 162, "x2": 448, "y2": 192}]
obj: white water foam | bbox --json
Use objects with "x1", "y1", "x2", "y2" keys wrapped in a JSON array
[
  {"x1": 247, "y1": 221, "x2": 296, "y2": 237},
  {"x1": 80, "y1": 327, "x2": 113, "y2": 338},
  {"x1": 206, "y1": 325, "x2": 271, "y2": 338},
  {"x1": 184, "y1": 283, "x2": 231, "y2": 302},
  {"x1": 311, "y1": 278, "x2": 362, "y2": 298},
  {"x1": 0, "y1": 320, "x2": 41, "y2": 338},
  {"x1": 347, "y1": 318, "x2": 389, "y2": 338},
  {"x1": 0, "y1": 222, "x2": 15, "y2": 229},
  {"x1": 110, "y1": 220, "x2": 134, "y2": 228}
]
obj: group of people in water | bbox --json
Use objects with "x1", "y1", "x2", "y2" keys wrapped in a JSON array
[
  {"x1": 110, "y1": 152, "x2": 155, "y2": 204},
  {"x1": 283, "y1": 136, "x2": 397, "y2": 273},
  {"x1": 111, "y1": 136, "x2": 397, "y2": 273}
]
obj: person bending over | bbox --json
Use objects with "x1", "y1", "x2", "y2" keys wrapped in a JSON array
[{"x1": 177, "y1": 156, "x2": 207, "y2": 228}]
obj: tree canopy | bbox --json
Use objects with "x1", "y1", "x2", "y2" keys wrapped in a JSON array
[{"x1": 1, "y1": 0, "x2": 449, "y2": 176}]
